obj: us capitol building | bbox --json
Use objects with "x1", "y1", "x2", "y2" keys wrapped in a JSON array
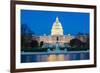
[{"x1": 35, "y1": 17, "x2": 75, "y2": 46}]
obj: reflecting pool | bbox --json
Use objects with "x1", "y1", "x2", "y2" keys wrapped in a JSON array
[{"x1": 21, "y1": 51, "x2": 89, "y2": 63}]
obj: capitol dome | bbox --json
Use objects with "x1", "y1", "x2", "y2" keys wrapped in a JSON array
[{"x1": 51, "y1": 17, "x2": 63, "y2": 36}]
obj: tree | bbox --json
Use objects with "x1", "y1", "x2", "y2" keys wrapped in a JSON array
[
  {"x1": 69, "y1": 38, "x2": 83, "y2": 48},
  {"x1": 40, "y1": 41, "x2": 44, "y2": 47},
  {"x1": 30, "y1": 40, "x2": 39, "y2": 48},
  {"x1": 21, "y1": 24, "x2": 34, "y2": 48}
]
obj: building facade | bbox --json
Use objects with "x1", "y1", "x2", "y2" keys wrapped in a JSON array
[{"x1": 38, "y1": 17, "x2": 75, "y2": 45}]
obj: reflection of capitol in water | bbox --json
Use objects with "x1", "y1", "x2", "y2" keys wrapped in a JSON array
[
  {"x1": 48, "y1": 54, "x2": 65, "y2": 61},
  {"x1": 21, "y1": 51, "x2": 89, "y2": 62}
]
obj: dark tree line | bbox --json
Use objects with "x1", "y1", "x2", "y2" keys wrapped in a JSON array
[
  {"x1": 21, "y1": 24, "x2": 34, "y2": 49},
  {"x1": 30, "y1": 40, "x2": 39, "y2": 48},
  {"x1": 68, "y1": 33, "x2": 89, "y2": 51}
]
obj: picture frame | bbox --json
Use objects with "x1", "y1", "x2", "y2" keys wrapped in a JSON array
[{"x1": 11, "y1": 0, "x2": 97, "y2": 73}]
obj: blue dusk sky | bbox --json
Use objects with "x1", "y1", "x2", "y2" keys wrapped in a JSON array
[{"x1": 21, "y1": 9, "x2": 90, "y2": 35}]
